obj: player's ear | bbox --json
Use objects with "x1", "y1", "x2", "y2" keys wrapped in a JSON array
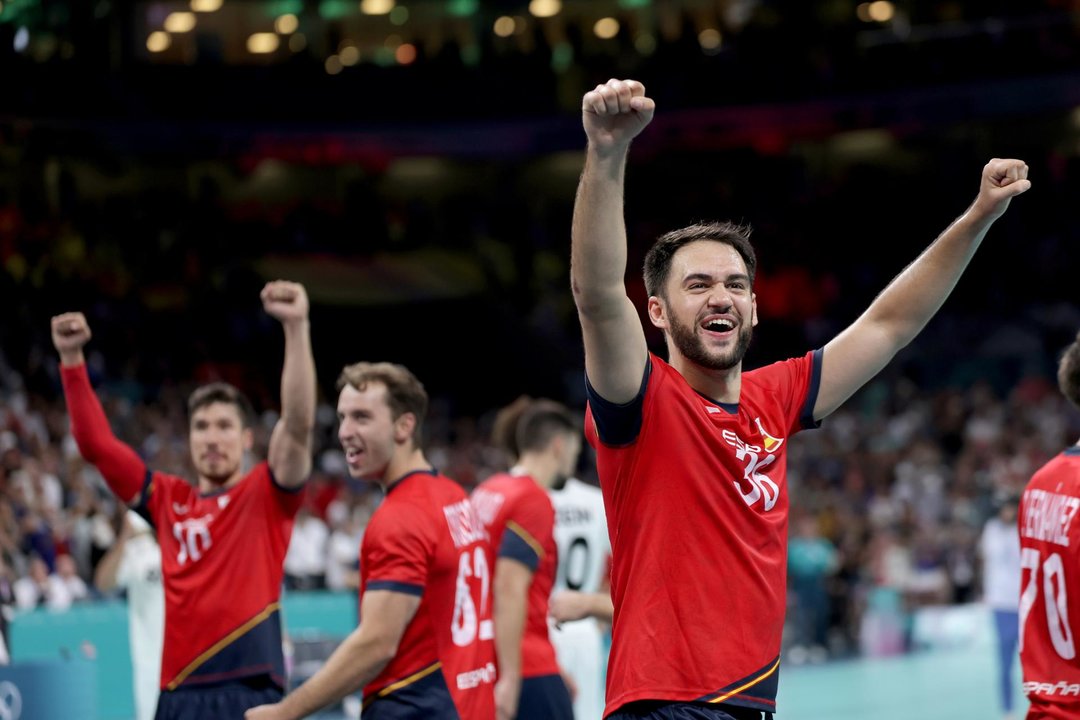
[
  {"x1": 647, "y1": 295, "x2": 667, "y2": 330},
  {"x1": 242, "y1": 427, "x2": 255, "y2": 451},
  {"x1": 751, "y1": 291, "x2": 758, "y2": 328},
  {"x1": 393, "y1": 412, "x2": 417, "y2": 444}
]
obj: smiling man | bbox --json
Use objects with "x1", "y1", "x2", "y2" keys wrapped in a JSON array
[
  {"x1": 52, "y1": 280, "x2": 316, "y2": 719},
  {"x1": 570, "y1": 78, "x2": 1031, "y2": 720},
  {"x1": 246, "y1": 361, "x2": 496, "y2": 720}
]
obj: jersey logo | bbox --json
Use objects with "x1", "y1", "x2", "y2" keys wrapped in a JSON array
[
  {"x1": 172, "y1": 502, "x2": 190, "y2": 515},
  {"x1": 721, "y1": 428, "x2": 780, "y2": 512},
  {"x1": 754, "y1": 417, "x2": 785, "y2": 452},
  {"x1": 217, "y1": 496, "x2": 231, "y2": 510}
]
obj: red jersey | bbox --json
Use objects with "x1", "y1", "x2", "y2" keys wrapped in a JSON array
[
  {"x1": 586, "y1": 351, "x2": 821, "y2": 716},
  {"x1": 360, "y1": 470, "x2": 496, "y2": 720},
  {"x1": 1019, "y1": 448, "x2": 1080, "y2": 719},
  {"x1": 471, "y1": 471, "x2": 561, "y2": 679},
  {"x1": 60, "y1": 363, "x2": 301, "y2": 692},
  {"x1": 142, "y1": 463, "x2": 301, "y2": 690}
]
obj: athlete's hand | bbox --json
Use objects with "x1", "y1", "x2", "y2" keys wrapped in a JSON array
[
  {"x1": 550, "y1": 590, "x2": 592, "y2": 625},
  {"x1": 50, "y1": 312, "x2": 92, "y2": 366},
  {"x1": 244, "y1": 703, "x2": 286, "y2": 720},
  {"x1": 560, "y1": 666, "x2": 579, "y2": 702},
  {"x1": 494, "y1": 676, "x2": 521, "y2": 720},
  {"x1": 261, "y1": 280, "x2": 310, "y2": 325},
  {"x1": 971, "y1": 158, "x2": 1031, "y2": 221},
  {"x1": 582, "y1": 79, "x2": 655, "y2": 153}
]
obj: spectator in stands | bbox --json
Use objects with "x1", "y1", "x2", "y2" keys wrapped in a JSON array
[{"x1": 14, "y1": 554, "x2": 72, "y2": 611}]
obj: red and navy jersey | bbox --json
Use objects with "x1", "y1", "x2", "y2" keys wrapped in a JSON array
[
  {"x1": 134, "y1": 461, "x2": 302, "y2": 691},
  {"x1": 360, "y1": 470, "x2": 496, "y2": 720},
  {"x1": 1019, "y1": 447, "x2": 1080, "y2": 719},
  {"x1": 587, "y1": 350, "x2": 821, "y2": 716},
  {"x1": 59, "y1": 363, "x2": 303, "y2": 693},
  {"x1": 471, "y1": 471, "x2": 561, "y2": 679}
]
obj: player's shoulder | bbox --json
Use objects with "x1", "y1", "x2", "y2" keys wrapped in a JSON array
[
  {"x1": 743, "y1": 350, "x2": 815, "y2": 385},
  {"x1": 1029, "y1": 449, "x2": 1080, "y2": 488},
  {"x1": 384, "y1": 470, "x2": 465, "y2": 515},
  {"x1": 148, "y1": 469, "x2": 196, "y2": 500}
]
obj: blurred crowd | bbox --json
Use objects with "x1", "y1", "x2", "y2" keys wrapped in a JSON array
[{"x1": 3, "y1": 329, "x2": 1079, "y2": 664}]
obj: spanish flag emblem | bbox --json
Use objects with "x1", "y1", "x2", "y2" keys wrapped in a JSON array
[{"x1": 754, "y1": 417, "x2": 785, "y2": 452}]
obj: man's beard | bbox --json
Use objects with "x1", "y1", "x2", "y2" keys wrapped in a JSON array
[{"x1": 668, "y1": 312, "x2": 752, "y2": 371}]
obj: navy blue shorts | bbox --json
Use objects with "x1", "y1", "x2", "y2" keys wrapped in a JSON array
[
  {"x1": 607, "y1": 701, "x2": 772, "y2": 720},
  {"x1": 517, "y1": 674, "x2": 574, "y2": 720},
  {"x1": 154, "y1": 679, "x2": 283, "y2": 720}
]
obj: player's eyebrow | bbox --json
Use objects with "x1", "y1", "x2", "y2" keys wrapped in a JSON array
[{"x1": 683, "y1": 272, "x2": 749, "y2": 284}]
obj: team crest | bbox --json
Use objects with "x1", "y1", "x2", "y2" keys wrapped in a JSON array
[{"x1": 754, "y1": 417, "x2": 785, "y2": 452}]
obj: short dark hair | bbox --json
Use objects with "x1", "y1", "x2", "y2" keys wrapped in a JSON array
[
  {"x1": 187, "y1": 383, "x2": 255, "y2": 428},
  {"x1": 336, "y1": 362, "x2": 428, "y2": 442},
  {"x1": 1058, "y1": 330, "x2": 1080, "y2": 410},
  {"x1": 643, "y1": 221, "x2": 757, "y2": 299},
  {"x1": 490, "y1": 394, "x2": 533, "y2": 460},
  {"x1": 516, "y1": 399, "x2": 578, "y2": 454}
]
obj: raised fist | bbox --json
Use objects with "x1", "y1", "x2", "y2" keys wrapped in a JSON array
[
  {"x1": 51, "y1": 312, "x2": 92, "y2": 358},
  {"x1": 261, "y1": 280, "x2": 310, "y2": 325},
  {"x1": 582, "y1": 78, "x2": 656, "y2": 152}
]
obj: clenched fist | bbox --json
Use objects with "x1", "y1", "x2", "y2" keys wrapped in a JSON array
[
  {"x1": 51, "y1": 312, "x2": 92, "y2": 366},
  {"x1": 261, "y1": 280, "x2": 309, "y2": 325},
  {"x1": 972, "y1": 158, "x2": 1031, "y2": 220},
  {"x1": 582, "y1": 79, "x2": 655, "y2": 153}
]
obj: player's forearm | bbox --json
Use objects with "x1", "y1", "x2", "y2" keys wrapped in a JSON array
[
  {"x1": 586, "y1": 592, "x2": 614, "y2": 622},
  {"x1": 859, "y1": 207, "x2": 997, "y2": 349},
  {"x1": 60, "y1": 364, "x2": 147, "y2": 503},
  {"x1": 58, "y1": 347, "x2": 86, "y2": 367},
  {"x1": 278, "y1": 319, "x2": 316, "y2": 443},
  {"x1": 571, "y1": 147, "x2": 633, "y2": 315},
  {"x1": 276, "y1": 629, "x2": 393, "y2": 720},
  {"x1": 93, "y1": 540, "x2": 125, "y2": 592}
]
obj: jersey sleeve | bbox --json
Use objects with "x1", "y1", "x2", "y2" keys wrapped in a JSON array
[
  {"x1": 498, "y1": 486, "x2": 554, "y2": 572},
  {"x1": 256, "y1": 462, "x2": 305, "y2": 520},
  {"x1": 749, "y1": 348, "x2": 823, "y2": 434},
  {"x1": 61, "y1": 364, "x2": 150, "y2": 505},
  {"x1": 584, "y1": 355, "x2": 652, "y2": 448},
  {"x1": 361, "y1": 501, "x2": 434, "y2": 597}
]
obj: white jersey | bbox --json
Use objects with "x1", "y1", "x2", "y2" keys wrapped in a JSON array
[
  {"x1": 980, "y1": 516, "x2": 1020, "y2": 611},
  {"x1": 550, "y1": 477, "x2": 610, "y2": 720},
  {"x1": 117, "y1": 513, "x2": 165, "y2": 720},
  {"x1": 551, "y1": 478, "x2": 610, "y2": 594}
]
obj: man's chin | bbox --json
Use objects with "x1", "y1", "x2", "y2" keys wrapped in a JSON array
[{"x1": 196, "y1": 465, "x2": 239, "y2": 485}]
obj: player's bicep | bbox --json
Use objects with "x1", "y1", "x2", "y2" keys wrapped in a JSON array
[
  {"x1": 358, "y1": 589, "x2": 422, "y2": 651},
  {"x1": 495, "y1": 557, "x2": 535, "y2": 596},
  {"x1": 814, "y1": 319, "x2": 897, "y2": 421},
  {"x1": 268, "y1": 420, "x2": 313, "y2": 489},
  {"x1": 579, "y1": 295, "x2": 649, "y2": 405}
]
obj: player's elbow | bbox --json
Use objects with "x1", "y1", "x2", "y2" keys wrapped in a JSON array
[{"x1": 369, "y1": 633, "x2": 402, "y2": 665}]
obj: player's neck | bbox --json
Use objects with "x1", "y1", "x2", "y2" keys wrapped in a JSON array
[
  {"x1": 382, "y1": 447, "x2": 433, "y2": 490},
  {"x1": 197, "y1": 469, "x2": 244, "y2": 494},
  {"x1": 512, "y1": 453, "x2": 559, "y2": 489},
  {"x1": 670, "y1": 354, "x2": 742, "y2": 404}
]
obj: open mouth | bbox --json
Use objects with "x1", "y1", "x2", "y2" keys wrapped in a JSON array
[{"x1": 702, "y1": 317, "x2": 736, "y2": 334}]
